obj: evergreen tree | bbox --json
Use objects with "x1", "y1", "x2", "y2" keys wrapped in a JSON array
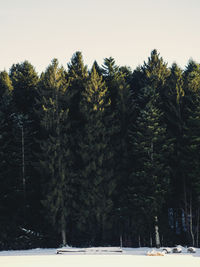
[
  {"x1": 0, "y1": 71, "x2": 13, "y2": 97},
  {"x1": 0, "y1": 73, "x2": 21, "y2": 248},
  {"x1": 66, "y1": 51, "x2": 88, "y2": 175},
  {"x1": 142, "y1": 49, "x2": 170, "y2": 90},
  {"x1": 162, "y1": 63, "x2": 187, "y2": 244},
  {"x1": 101, "y1": 58, "x2": 132, "y2": 244},
  {"x1": 9, "y1": 61, "x2": 40, "y2": 233},
  {"x1": 91, "y1": 60, "x2": 103, "y2": 77},
  {"x1": 38, "y1": 59, "x2": 73, "y2": 245},
  {"x1": 181, "y1": 61, "x2": 200, "y2": 246},
  {"x1": 128, "y1": 86, "x2": 172, "y2": 247},
  {"x1": 79, "y1": 66, "x2": 115, "y2": 244},
  {"x1": 10, "y1": 61, "x2": 38, "y2": 115},
  {"x1": 102, "y1": 57, "x2": 120, "y2": 109},
  {"x1": 64, "y1": 52, "x2": 90, "y2": 244}
]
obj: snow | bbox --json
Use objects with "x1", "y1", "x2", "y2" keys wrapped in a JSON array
[{"x1": 0, "y1": 247, "x2": 200, "y2": 267}]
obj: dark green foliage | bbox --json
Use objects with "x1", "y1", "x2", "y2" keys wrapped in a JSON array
[
  {"x1": 10, "y1": 61, "x2": 38, "y2": 115},
  {"x1": 0, "y1": 50, "x2": 200, "y2": 249},
  {"x1": 66, "y1": 51, "x2": 88, "y2": 174},
  {"x1": 0, "y1": 71, "x2": 13, "y2": 97},
  {"x1": 38, "y1": 59, "x2": 74, "y2": 246},
  {"x1": 79, "y1": 66, "x2": 115, "y2": 244},
  {"x1": 128, "y1": 86, "x2": 172, "y2": 244},
  {"x1": 9, "y1": 62, "x2": 40, "y2": 233}
]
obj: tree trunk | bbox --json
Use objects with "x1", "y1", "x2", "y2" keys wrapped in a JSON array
[
  {"x1": 196, "y1": 207, "x2": 199, "y2": 247},
  {"x1": 61, "y1": 228, "x2": 66, "y2": 247},
  {"x1": 120, "y1": 235, "x2": 123, "y2": 248},
  {"x1": 183, "y1": 178, "x2": 189, "y2": 235},
  {"x1": 161, "y1": 235, "x2": 164, "y2": 247},
  {"x1": 189, "y1": 196, "x2": 194, "y2": 246},
  {"x1": 21, "y1": 124, "x2": 26, "y2": 201},
  {"x1": 21, "y1": 124, "x2": 26, "y2": 222},
  {"x1": 61, "y1": 214, "x2": 66, "y2": 246},
  {"x1": 154, "y1": 216, "x2": 160, "y2": 248},
  {"x1": 138, "y1": 235, "x2": 141, "y2": 247},
  {"x1": 150, "y1": 234, "x2": 152, "y2": 248}
]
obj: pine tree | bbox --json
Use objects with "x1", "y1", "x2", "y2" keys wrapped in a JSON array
[
  {"x1": 163, "y1": 60, "x2": 200, "y2": 246},
  {"x1": 38, "y1": 59, "x2": 72, "y2": 246},
  {"x1": 91, "y1": 60, "x2": 103, "y2": 77},
  {"x1": 0, "y1": 73, "x2": 21, "y2": 248},
  {"x1": 66, "y1": 51, "x2": 88, "y2": 176},
  {"x1": 102, "y1": 57, "x2": 120, "y2": 109},
  {"x1": 0, "y1": 71, "x2": 13, "y2": 97},
  {"x1": 9, "y1": 62, "x2": 39, "y2": 232},
  {"x1": 181, "y1": 60, "x2": 200, "y2": 246},
  {"x1": 79, "y1": 66, "x2": 115, "y2": 244},
  {"x1": 162, "y1": 63, "x2": 187, "y2": 244},
  {"x1": 142, "y1": 49, "x2": 170, "y2": 90},
  {"x1": 10, "y1": 61, "x2": 38, "y2": 115},
  {"x1": 101, "y1": 58, "x2": 132, "y2": 244},
  {"x1": 129, "y1": 86, "x2": 172, "y2": 247}
]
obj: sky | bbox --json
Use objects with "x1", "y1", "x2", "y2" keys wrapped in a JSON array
[{"x1": 0, "y1": 0, "x2": 200, "y2": 73}]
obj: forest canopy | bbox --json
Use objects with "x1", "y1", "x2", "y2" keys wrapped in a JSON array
[{"x1": 0, "y1": 50, "x2": 200, "y2": 249}]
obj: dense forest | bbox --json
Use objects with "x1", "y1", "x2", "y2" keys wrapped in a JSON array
[{"x1": 0, "y1": 50, "x2": 200, "y2": 250}]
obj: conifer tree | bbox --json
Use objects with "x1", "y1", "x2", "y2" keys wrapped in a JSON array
[
  {"x1": 101, "y1": 58, "x2": 132, "y2": 243},
  {"x1": 102, "y1": 57, "x2": 120, "y2": 109},
  {"x1": 91, "y1": 60, "x2": 102, "y2": 77},
  {"x1": 10, "y1": 61, "x2": 38, "y2": 115},
  {"x1": 38, "y1": 59, "x2": 72, "y2": 246},
  {"x1": 129, "y1": 86, "x2": 172, "y2": 247},
  {"x1": 162, "y1": 63, "x2": 187, "y2": 243},
  {"x1": 142, "y1": 49, "x2": 170, "y2": 90},
  {"x1": 0, "y1": 72, "x2": 20, "y2": 247},
  {"x1": 9, "y1": 62, "x2": 39, "y2": 231},
  {"x1": 0, "y1": 71, "x2": 13, "y2": 97},
  {"x1": 79, "y1": 66, "x2": 115, "y2": 244},
  {"x1": 66, "y1": 51, "x2": 88, "y2": 177},
  {"x1": 181, "y1": 61, "x2": 200, "y2": 245}
]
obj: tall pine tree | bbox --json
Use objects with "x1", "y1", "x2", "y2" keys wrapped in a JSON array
[
  {"x1": 79, "y1": 66, "x2": 115, "y2": 244},
  {"x1": 38, "y1": 59, "x2": 73, "y2": 246}
]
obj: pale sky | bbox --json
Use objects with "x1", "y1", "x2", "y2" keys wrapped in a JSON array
[{"x1": 0, "y1": 0, "x2": 200, "y2": 73}]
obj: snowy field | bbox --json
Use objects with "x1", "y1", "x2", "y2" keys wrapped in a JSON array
[{"x1": 0, "y1": 247, "x2": 200, "y2": 267}]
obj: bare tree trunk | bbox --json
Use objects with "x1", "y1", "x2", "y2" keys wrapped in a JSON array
[
  {"x1": 150, "y1": 234, "x2": 152, "y2": 248},
  {"x1": 120, "y1": 235, "x2": 123, "y2": 248},
  {"x1": 189, "y1": 196, "x2": 194, "y2": 246},
  {"x1": 61, "y1": 228, "x2": 66, "y2": 247},
  {"x1": 21, "y1": 125, "x2": 26, "y2": 201},
  {"x1": 196, "y1": 207, "x2": 199, "y2": 247},
  {"x1": 155, "y1": 216, "x2": 160, "y2": 248},
  {"x1": 21, "y1": 124, "x2": 26, "y2": 222},
  {"x1": 183, "y1": 178, "x2": 189, "y2": 235},
  {"x1": 138, "y1": 235, "x2": 141, "y2": 247},
  {"x1": 161, "y1": 235, "x2": 164, "y2": 247},
  {"x1": 61, "y1": 214, "x2": 66, "y2": 246}
]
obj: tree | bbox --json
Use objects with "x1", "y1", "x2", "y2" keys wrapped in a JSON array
[
  {"x1": 66, "y1": 51, "x2": 88, "y2": 175},
  {"x1": 0, "y1": 71, "x2": 13, "y2": 97},
  {"x1": 79, "y1": 66, "x2": 115, "y2": 244},
  {"x1": 0, "y1": 72, "x2": 22, "y2": 248},
  {"x1": 10, "y1": 61, "x2": 38, "y2": 115},
  {"x1": 128, "y1": 86, "x2": 172, "y2": 247},
  {"x1": 142, "y1": 49, "x2": 170, "y2": 90},
  {"x1": 181, "y1": 60, "x2": 200, "y2": 246},
  {"x1": 38, "y1": 59, "x2": 72, "y2": 246},
  {"x1": 9, "y1": 61, "x2": 40, "y2": 232}
]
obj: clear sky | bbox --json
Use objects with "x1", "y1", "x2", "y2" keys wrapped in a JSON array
[{"x1": 0, "y1": 0, "x2": 200, "y2": 73}]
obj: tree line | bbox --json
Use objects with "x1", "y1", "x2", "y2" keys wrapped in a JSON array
[{"x1": 0, "y1": 50, "x2": 200, "y2": 249}]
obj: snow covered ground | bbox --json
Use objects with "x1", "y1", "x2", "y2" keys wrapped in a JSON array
[{"x1": 0, "y1": 247, "x2": 200, "y2": 267}]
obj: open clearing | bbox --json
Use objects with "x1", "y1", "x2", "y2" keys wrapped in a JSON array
[{"x1": 0, "y1": 247, "x2": 200, "y2": 267}]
